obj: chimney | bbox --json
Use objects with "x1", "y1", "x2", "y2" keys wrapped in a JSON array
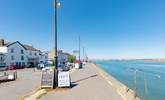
[{"x1": 0, "y1": 39, "x2": 5, "y2": 46}]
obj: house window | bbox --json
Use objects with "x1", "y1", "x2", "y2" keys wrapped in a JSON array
[
  {"x1": 11, "y1": 55, "x2": 15, "y2": 60},
  {"x1": 19, "y1": 62, "x2": 21, "y2": 66},
  {"x1": 34, "y1": 52, "x2": 37, "y2": 56},
  {"x1": 11, "y1": 48, "x2": 14, "y2": 53},
  {"x1": 0, "y1": 57, "x2": 3, "y2": 61},
  {"x1": 21, "y1": 50, "x2": 24, "y2": 54},
  {"x1": 29, "y1": 51, "x2": 32, "y2": 55},
  {"x1": 16, "y1": 62, "x2": 19, "y2": 66},
  {"x1": 22, "y1": 62, "x2": 25, "y2": 66},
  {"x1": 21, "y1": 56, "x2": 24, "y2": 60}
]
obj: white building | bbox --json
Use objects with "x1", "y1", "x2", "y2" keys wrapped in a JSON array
[
  {"x1": 0, "y1": 39, "x2": 48, "y2": 68},
  {"x1": 39, "y1": 51, "x2": 48, "y2": 64},
  {"x1": 58, "y1": 50, "x2": 69, "y2": 64},
  {"x1": 5, "y1": 41, "x2": 28, "y2": 67},
  {"x1": 48, "y1": 50, "x2": 69, "y2": 64}
]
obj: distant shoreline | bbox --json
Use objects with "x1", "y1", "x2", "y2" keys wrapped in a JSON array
[
  {"x1": 142, "y1": 59, "x2": 165, "y2": 62},
  {"x1": 93, "y1": 59, "x2": 165, "y2": 62}
]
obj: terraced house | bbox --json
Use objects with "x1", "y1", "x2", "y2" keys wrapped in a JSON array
[{"x1": 0, "y1": 39, "x2": 48, "y2": 68}]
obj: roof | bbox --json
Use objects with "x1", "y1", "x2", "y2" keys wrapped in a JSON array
[
  {"x1": 63, "y1": 52, "x2": 72, "y2": 56},
  {"x1": 23, "y1": 44, "x2": 40, "y2": 51},
  {"x1": 3, "y1": 41, "x2": 39, "y2": 51},
  {"x1": 5, "y1": 41, "x2": 26, "y2": 50}
]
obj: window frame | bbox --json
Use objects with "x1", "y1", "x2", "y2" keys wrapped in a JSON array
[
  {"x1": 11, "y1": 48, "x2": 14, "y2": 53},
  {"x1": 21, "y1": 56, "x2": 24, "y2": 60},
  {"x1": 21, "y1": 49, "x2": 24, "y2": 54}
]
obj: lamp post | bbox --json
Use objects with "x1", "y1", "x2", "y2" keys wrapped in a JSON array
[
  {"x1": 78, "y1": 36, "x2": 81, "y2": 62},
  {"x1": 83, "y1": 46, "x2": 85, "y2": 61},
  {"x1": 53, "y1": 0, "x2": 58, "y2": 88}
]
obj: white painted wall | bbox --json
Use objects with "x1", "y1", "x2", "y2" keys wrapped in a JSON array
[
  {"x1": 26, "y1": 50, "x2": 40, "y2": 59},
  {"x1": 5, "y1": 42, "x2": 27, "y2": 67},
  {"x1": 39, "y1": 52, "x2": 48, "y2": 63},
  {"x1": 0, "y1": 42, "x2": 48, "y2": 67}
]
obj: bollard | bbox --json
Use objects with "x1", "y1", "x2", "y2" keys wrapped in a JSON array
[
  {"x1": 4, "y1": 71, "x2": 7, "y2": 76},
  {"x1": 14, "y1": 71, "x2": 17, "y2": 80}
]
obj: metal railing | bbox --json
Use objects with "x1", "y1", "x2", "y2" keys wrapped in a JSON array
[{"x1": 124, "y1": 68, "x2": 162, "y2": 100}]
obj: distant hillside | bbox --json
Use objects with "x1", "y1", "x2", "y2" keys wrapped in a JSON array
[{"x1": 143, "y1": 59, "x2": 165, "y2": 62}]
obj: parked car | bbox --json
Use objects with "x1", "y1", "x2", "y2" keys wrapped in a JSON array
[
  {"x1": 42, "y1": 66, "x2": 54, "y2": 72},
  {"x1": 8, "y1": 65, "x2": 16, "y2": 70},
  {"x1": 38, "y1": 63, "x2": 49, "y2": 70},
  {"x1": 38, "y1": 63, "x2": 45, "y2": 69},
  {"x1": 58, "y1": 64, "x2": 70, "y2": 71},
  {"x1": 66, "y1": 62, "x2": 75, "y2": 68},
  {"x1": 15, "y1": 65, "x2": 24, "y2": 69},
  {"x1": 0, "y1": 65, "x2": 8, "y2": 71},
  {"x1": 28, "y1": 64, "x2": 35, "y2": 68}
]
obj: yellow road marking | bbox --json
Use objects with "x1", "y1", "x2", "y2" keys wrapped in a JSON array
[
  {"x1": 92, "y1": 63, "x2": 128, "y2": 100},
  {"x1": 19, "y1": 86, "x2": 41, "y2": 100},
  {"x1": 99, "y1": 71, "x2": 114, "y2": 86},
  {"x1": 117, "y1": 90, "x2": 127, "y2": 100}
]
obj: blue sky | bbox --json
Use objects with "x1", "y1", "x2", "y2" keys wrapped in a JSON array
[{"x1": 0, "y1": 0, "x2": 165, "y2": 59}]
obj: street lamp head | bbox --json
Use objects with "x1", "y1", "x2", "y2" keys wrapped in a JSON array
[{"x1": 57, "y1": 2, "x2": 61, "y2": 8}]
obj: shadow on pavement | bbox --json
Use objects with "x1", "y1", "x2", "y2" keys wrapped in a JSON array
[
  {"x1": 72, "y1": 74, "x2": 98, "y2": 84},
  {"x1": 70, "y1": 83, "x2": 78, "y2": 88}
]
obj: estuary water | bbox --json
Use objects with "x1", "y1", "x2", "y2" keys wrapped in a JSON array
[{"x1": 94, "y1": 60, "x2": 165, "y2": 100}]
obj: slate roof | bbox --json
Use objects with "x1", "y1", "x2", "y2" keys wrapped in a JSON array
[
  {"x1": 23, "y1": 44, "x2": 40, "y2": 51},
  {"x1": 3, "y1": 41, "x2": 40, "y2": 51}
]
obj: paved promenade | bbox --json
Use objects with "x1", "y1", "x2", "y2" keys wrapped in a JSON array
[
  {"x1": 41, "y1": 63, "x2": 123, "y2": 100},
  {"x1": 0, "y1": 69, "x2": 42, "y2": 100}
]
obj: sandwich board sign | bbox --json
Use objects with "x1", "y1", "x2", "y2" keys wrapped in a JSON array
[
  {"x1": 41, "y1": 71, "x2": 54, "y2": 88},
  {"x1": 58, "y1": 71, "x2": 71, "y2": 87}
]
